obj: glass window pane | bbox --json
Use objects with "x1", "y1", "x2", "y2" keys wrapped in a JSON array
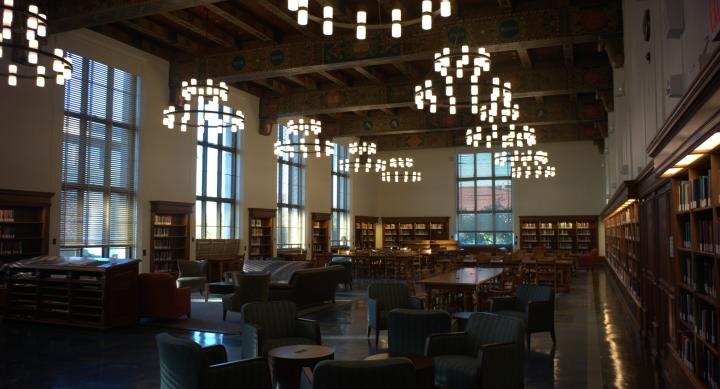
[
  {"x1": 195, "y1": 200, "x2": 204, "y2": 239},
  {"x1": 494, "y1": 153, "x2": 511, "y2": 176},
  {"x1": 197, "y1": 126, "x2": 205, "y2": 142},
  {"x1": 206, "y1": 201, "x2": 218, "y2": 239},
  {"x1": 109, "y1": 247, "x2": 128, "y2": 259},
  {"x1": 208, "y1": 128, "x2": 219, "y2": 145},
  {"x1": 494, "y1": 180, "x2": 511, "y2": 211},
  {"x1": 196, "y1": 146, "x2": 204, "y2": 196},
  {"x1": 496, "y1": 233, "x2": 513, "y2": 245},
  {"x1": 206, "y1": 148, "x2": 218, "y2": 198},
  {"x1": 458, "y1": 154, "x2": 474, "y2": 178},
  {"x1": 476, "y1": 233, "x2": 493, "y2": 245},
  {"x1": 476, "y1": 153, "x2": 492, "y2": 177},
  {"x1": 478, "y1": 214, "x2": 493, "y2": 231},
  {"x1": 458, "y1": 181, "x2": 475, "y2": 211},
  {"x1": 458, "y1": 214, "x2": 476, "y2": 231},
  {"x1": 223, "y1": 129, "x2": 234, "y2": 147},
  {"x1": 458, "y1": 232, "x2": 475, "y2": 245},
  {"x1": 221, "y1": 202, "x2": 233, "y2": 228},
  {"x1": 82, "y1": 247, "x2": 103, "y2": 257},
  {"x1": 496, "y1": 213, "x2": 512, "y2": 231},
  {"x1": 222, "y1": 151, "x2": 233, "y2": 199},
  {"x1": 475, "y1": 180, "x2": 493, "y2": 211}
]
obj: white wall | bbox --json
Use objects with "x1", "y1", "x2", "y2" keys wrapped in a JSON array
[{"x1": 606, "y1": 0, "x2": 720, "y2": 194}]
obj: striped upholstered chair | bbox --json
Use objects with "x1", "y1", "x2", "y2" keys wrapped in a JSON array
[
  {"x1": 425, "y1": 312, "x2": 525, "y2": 389},
  {"x1": 388, "y1": 309, "x2": 451, "y2": 355},
  {"x1": 240, "y1": 300, "x2": 321, "y2": 359},
  {"x1": 490, "y1": 284, "x2": 555, "y2": 348},
  {"x1": 300, "y1": 357, "x2": 416, "y2": 389},
  {"x1": 156, "y1": 333, "x2": 271, "y2": 389},
  {"x1": 367, "y1": 283, "x2": 424, "y2": 346}
]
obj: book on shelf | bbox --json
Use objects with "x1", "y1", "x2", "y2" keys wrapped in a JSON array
[
  {"x1": 153, "y1": 215, "x2": 175, "y2": 225},
  {"x1": 0, "y1": 241, "x2": 23, "y2": 255},
  {"x1": 49, "y1": 274, "x2": 68, "y2": 280},
  {"x1": 682, "y1": 221, "x2": 691, "y2": 249},
  {"x1": 0, "y1": 226, "x2": 15, "y2": 238},
  {"x1": 696, "y1": 306, "x2": 717, "y2": 346},
  {"x1": 558, "y1": 222, "x2": 573, "y2": 229},
  {"x1": 576, "y1": 222, "x2": 590, "y2": 229},
  {"x1": 678, "y1": 176, "x2": 711, "y2": 211},
  {"x1": 0, "y1": 209, "x2": 15, "y2": 222},
  {"x1": 699, "y1": 219, "x2": 715, "y2": 252},
  {"x1": 679, "y1": 290, "x2": 695, "y2": 324},
  {"x1": 679, "y1": 333, "x2": 695, "y2": 370},
  {"x1": 701, "y1": 346, "x2": 719, "y2": 389},
  {"x1": 521, "y1": 223, "x2": 536, "y2": 229}
]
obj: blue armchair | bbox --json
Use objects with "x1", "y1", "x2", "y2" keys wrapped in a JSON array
[
  {"x1": 156, "y1": 333, "x2": 271, "y2": 389},
  {"x1": 425, "y1": 312, "x2": 525, "y2": 389},
  {"x1": 490, "y1": 284, "x2": 555, "y2": 348},
  {"x1": 388, "y1": 309, "x2": 451, "y2": 355},
  {"x1": 300, "y1": 357, "x2": 416, "y2": 389},
  {"x1": 367, "y1": 283, "x2": 424, "y2": 346},
  {"x1": 241, "y1": 300, "x2": 321, "y2": 359}
]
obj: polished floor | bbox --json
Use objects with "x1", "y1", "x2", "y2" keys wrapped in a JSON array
[{"x1": 0, "y1": 267, "x2": 655, "y2": 388}]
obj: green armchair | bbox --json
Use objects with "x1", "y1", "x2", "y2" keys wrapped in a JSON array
[
  {"x1": 367, "y1": 283, "x2": 424, "y2": 346},
  {"x1": 300, "y1": 358, "x2": 416, "y2": 389},
  {"x1": 388, "y1": 309, "x2": 451, "y2": 355},
  {"x1": 222, "y1": 272, "x2": 271, "y2": 321},
  {"x1": 177, "y1": 260, "x2": 209, "y2": 302},
  {"x1": 425, "y1": 312, "x2": 525, "y2": 389},
  {"x1": 328, "y1": 256, "x2": 352, "y2": 290},
  {"x1": 490, "y1": 284, "x2": 555, "y2": 348},
  {"x1": 240, "y1": 300, "x2": 321, "y2": 359},
  {"x1": 156, "y1": 333, "x2": 271, "y2": 389}
]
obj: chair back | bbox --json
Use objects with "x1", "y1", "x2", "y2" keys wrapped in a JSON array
[
  {"x1": 311, "y1": 358, "x2": 416, "y2": 389},
  {"x1": 328, "y1": 257, "x2": 352, "y2": 284},
  {"x1": 465, "y1": 312, "x2": 524, "y2": 355},
  {"x1": 178, "y1": 260, "x2": 208, "y2": 278},
  {"x1": 138, "y1": 273, "x2": 177, "y2": 312},
  {"x1": 388, "y1": 309, "x2": 451, "y2": 355},
  {"x1": 241, "y1": 300, "x2": 297, "y2": 338},
  {"x1": 227, "y1": 272, "x2": 271, "y2": 306},
  {"x1": 368, "y1": 283, "x2": 409, "y2": 310},
  {"x1": 516, "y1": 285, "x2": 554, "y2": 305},
  {"x1": 156, "y1": 333, "x2": 207, "y2": 389}
]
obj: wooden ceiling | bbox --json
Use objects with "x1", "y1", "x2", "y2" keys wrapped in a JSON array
[{"x1": 41, "y1": 0, "x2": 622, "y2": 151}]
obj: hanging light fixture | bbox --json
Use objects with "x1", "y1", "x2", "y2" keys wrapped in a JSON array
[
  {"x1": 380, "y1": 158, "x2": 422, "y2": 183},
  {"x1": 494, "y1": 150, "x2": 557, "y2": 179},
  {"x1": 339, "y1": 141, "x2": 387, "y2": 173},
  {"x1": 465, "y1": 124, "x2": 537, "y2": 149},
  {"x1": 1, "y1": 0, "x2": 72, "y2": 87},
  {"x1": 162, "y1": 78, "x2": 245, "y2": 133},
  {"x1": 286, "y1": 0, "x2": 452, "y2": 40},
  {"x1": 510, "y1": 164, "x2": 556, "y2": 179},
  {"x1": 274, "y1": 118, "x2": 335, "y2": 159}
]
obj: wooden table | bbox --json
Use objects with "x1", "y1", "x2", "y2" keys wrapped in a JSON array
[
  {"x1": 269, "y1": 344, "x2": 334, "y2": 389},
  {"x1": 364, "y1": 352, "x2": 434, "y2": 389},
  {"x1": 418, "y1": 267, "x2": 504, "y2": 311},
  {"x1": 202, "y1": 257, "x2": 238, "y2": 282}
]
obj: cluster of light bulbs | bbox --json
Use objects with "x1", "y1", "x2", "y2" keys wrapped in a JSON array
[
  {"x1": 465, "y1": 124, "x2": 536, "y2": 149},
  {"x1": 415, "y1": 45, "x2": 490, "y2": 115},
  {"x1": 381, "y1": 170, "x2": 422, "y2": 183},
  {"x1": 274, "y1": 119, "x2": 335, "y2": 160},
  {"x1": 2, "y1": 1, "x2": 72, "y2": 87},
  {"x1": 287, "y1": 0, "x2": 451, "y2": 39},
  {"x1": 511, "y1": 164, "x2": 556, "y2": 179},
  {"x1": 163, "y1": 78, "x2": 245, "y2": 133},
  {"x1": 494, "y1": 150, "x2": 556, "y2": 179},
  {"x1": 340, "y1": 141, "x2": 386, "y2": 173}
]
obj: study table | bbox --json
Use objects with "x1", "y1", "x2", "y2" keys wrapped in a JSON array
[{"x1": 417, "y1": 267, "x2": 504, "y2": 311}]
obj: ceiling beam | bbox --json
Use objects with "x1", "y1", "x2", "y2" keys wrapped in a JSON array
[
  {"x1": 318, "y1": 71, "x2": 350, "y2": 88},
  {"x1": 176, "y1": 3, "x2": 622, "y2": 82},
  {"x1": 51, "y1": 0, "x2": 224, "y2": 33},
  {"x1": 261, "y1": 66, "x2": 610, "y2": 118},
  {"x1": 121, "y1": 18, "x2": 202, "y2": 54},
  {"x1": 517, "y1": 48, "x2": 532, "y2": 68},
  {"x1": 354, "y1": 66, "x2": 384, "y2": 83},
  {"x1": 251, "y1": 79, "x2": 291, "y2": 95},
  {"x1": 205, "y1": 3, "x2": 276, "y2": 43},
  {"x1": 284, "y1": 75, "x2": 317, "y2": 90},
  {"x1": 161, "y1": 10, "x2": 236, "y2": 47},
  {"x1": 92, "y1": 24, "x2": 187, "y2": 61},
  {"x1": 253, "y1": 0, "x2": 319, "y2": 37},
  {"x1": 392, "y1": 62, "x2": 420, "y2": 81}
]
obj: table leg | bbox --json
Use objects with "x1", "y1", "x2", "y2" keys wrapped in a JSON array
[
  {"x1": 425, "y1": 286, "x2": 433, "y2": 309},
  {"x1": 463, "y1": 287, "x2": 473, "y2": 311}
]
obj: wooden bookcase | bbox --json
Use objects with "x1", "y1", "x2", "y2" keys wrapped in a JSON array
[
  {"x1": 248, "y1": 208, "x2": 275, "y2": 259},
  {"x1": 149, "y1": 201, "x2": 193, "y2": 273},
  {"x1": 355, "y1": 216, "x2": 378, "y2": 249},
  {"x1": 311, "y1": 212, "x2": 330, "y2": 258},
  {"x1": 4, "y1": 256, "x2": 140, "y2": 329},
  {"x1": 518, "y1": 215, "x2": 598, "y2": 253},
  {"x1": 604, "y1": 200, "x2": 642, "y2": 317},
  {"x1": 0, "y1": 189, "x2": 52, "y2": 264},
  {"x1": 382, "y1": 217, "x2": 449, "y2": 248}
]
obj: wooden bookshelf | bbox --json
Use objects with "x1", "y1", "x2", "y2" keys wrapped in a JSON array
[
  {"x1": 149, "y1": 201, "x2": 193, "y2": 273},
  {"x1": 518, "y1": 215, "x2": 598, "y2": 253},
  {"x1": 4, "y1": 256, "x2": 140, "y2": 329},
  {"x1": 311, "y1": 212, "x2": 330, "y2": 258},
  {"x1": 248, "y1": 208, "x2": 275, "y2": 259},
  {"x1": 355, "y1": 216, "x2": 378, "y2": 249},
  {"x1": 0, "y1": 189, "x2": 52, "y2": 264},
  {"x1": 382, "y1": 217, "x2": 449, "y2": 248}
]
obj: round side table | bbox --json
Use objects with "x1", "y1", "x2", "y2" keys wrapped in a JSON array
[{"x1": 269, "y1": 344, "x2": 334, "y2": 389}]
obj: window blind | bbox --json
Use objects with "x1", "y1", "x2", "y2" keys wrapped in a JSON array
[{"x1": 60, "y1": 52, "x2": 138, "y2": 248}]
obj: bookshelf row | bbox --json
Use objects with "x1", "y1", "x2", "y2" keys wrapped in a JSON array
[
  {"x1": 519, "y1": 216, "x2": 598, "y2": 252},
  {"x1": 355, "y1": 217, "x2": 377, "y2": 249},
  {"x1": 0, "y1": 190, "x2": 52, "y2": 263},
  {"x1": 382, "y1": 217, "x2": 449, "y2": 248},
  {"x1": 604, "y1": 202, "x2": 641, "y2": 309},
  {"x1": 149, "y1": 202, "x2": 192, "y2": 273}
]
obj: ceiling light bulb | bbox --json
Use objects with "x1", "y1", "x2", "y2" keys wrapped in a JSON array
[
  {"x1": 391, "y1": 9, "x2": 401, "y2": 38},
  {"x1": 297, "y1": 0, "x2": 308, "y2": 25},
  {"x1": 421, "y1": 0, "x2": 432, "y2": 30},
  {"x1": 288, "y1": 0, "x2": 298, "y2": 11},
  {"x1": 440, "y1": 0, "x2": 451, "y2": 17},
  {"x1": 356, "y1": 11, "x2": 366, "y2": 39},
  {"x1": 323, "y1": 6, "x2": 333, "y2": 35}
]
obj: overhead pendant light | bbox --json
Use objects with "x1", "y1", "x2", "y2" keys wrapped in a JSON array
[
  {"x1": 494, "y1": 150, "x2": 557, "y2": 179},
  {"x1": 286, "y1": 0, "x2": 452, "y2": 40},
  {"x1": 1, "y1": 0, "x2": 72, "y2": 87},
  {"x1": 465, "y1": 124, "x2": 537, "y2": 149},
  {"x1": 380, "y1": 157, "x2": 422, "y2": 183},
  {"x1": 339, "y1": 141, "x2": 386, "y2": 173},
  {"x1": 162, "y1": 78, "x2": 245, "y2": 133},
  {"x1": 273, "y1": 118, "x2": 335, "y2": 159}
]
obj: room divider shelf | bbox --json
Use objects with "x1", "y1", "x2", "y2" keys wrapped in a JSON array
[
  {"x1": 355, "y1": 216, "x2": 378, "y2": 249},
  {"x1": 149, "y1": 201, "x2": 193, "y2": 273},
  {"x1": 519, "y1": 215, "x2": 598, "y2": 253}
]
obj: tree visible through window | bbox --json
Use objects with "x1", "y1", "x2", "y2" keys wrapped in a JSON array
[{"x1": 456, "y1": 153, "x2": 513, "y2": 246}]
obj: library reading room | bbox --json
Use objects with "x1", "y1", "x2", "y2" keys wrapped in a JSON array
[{"x1": 1, "y1": 0, "x2": 719, "y2": 388}]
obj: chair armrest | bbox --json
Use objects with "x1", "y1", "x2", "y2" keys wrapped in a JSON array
[
  {"x1": 368, "y1": 298, "x2": 379, "y2": 327},
  {"x1": 208, "y1": 357, "x2": 271, "y2": 388},
  {"x1": 202, "y1": 344, "x2": 227, "y2": 365},
  {"x1": 241, "y1": 323, "x2": 263, "y2": 359},
  {"x1": 489, "y1": 296, "x2": 518, "y2": 312},
  {"x1": 300, "y1": 367, "x2": 314, "y2": 389},
  {"x1": 407, "y1": 296, "x2": 424, "y2": 309},
  {"x1": 295, "y1": 318, "x2": 322, "y2": 344},
  {"x1": 268, "y1": 283, "x2": 294, "y2": 301},
  {"x1": 478, "y1": 342, "x2": 523, "y2": 389},
  {"x1": 526, "y1": 300, "x2": 554, "y2": 331},
  {"x1": 425, "y1": 332, "x2": 468, "y2": 357}
]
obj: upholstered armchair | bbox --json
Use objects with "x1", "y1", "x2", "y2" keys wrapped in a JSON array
[
  {"x1": 490, "y1": 284, "x2": 555, "y2": 348},
  {"x1": 240, "y1": 300, "x2": 321, "y2": 359},
  {"x1": 222, "y1": 272, "x2": 271, "y2": 321},
  {"x1": 327, "y1": 256, "x2": 352, "y2": 290},
  {"x1": 138, "y1": 273, "x2": 191, "y2": 320},
  {"x1": 367, "y1": 283, "x2": 424, "y2": 346},
  {"x1": 425, "y1": 312, "x2": 525, "y2": 389},
  {"x1": 300, "y1": 358, "x2": 416, "y2": 389},
  {"x1": 177, "y1": 260, "x2": 209, "y2": 302},
  {"x1": 388, "y1": 309, "x2": 451, "y2": 356},
  {"x1": 156, "y1": 333, "x2": 271, "y2": 389}
]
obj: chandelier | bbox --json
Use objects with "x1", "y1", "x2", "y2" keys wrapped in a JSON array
[
  {"x1": 494, "y1": 150, "x2": 556, "y2": 179},
  {"x1": 163, "y1": 78, "x2": 245, "y2": 133},
  {"x1": 339, "y1": 141, "x2": 386, "y2": 173},
  {"x1": 287, "y1": 0, "x2": 451, "y2": 39},
  {"x1": 274, "y1": 118, "x2": 335, "y2": 159},
  {"x1": 465, "y1": 123, "x2": 537, "y2": 149},
  {"x1": 380, "y1": 158, "x2": 422, "y2": 183},
  {"x1": 1, "y1": 0, "x2": 72, "y2": 87}
]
